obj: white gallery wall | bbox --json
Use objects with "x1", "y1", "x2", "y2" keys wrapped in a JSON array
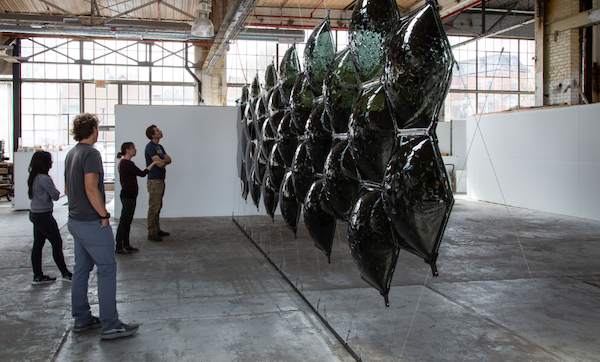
[
  {"x1": 115, "y1": 105, "x2": 265, "y2": 219},
  {"x1": 466, "y1": 103, "x2": 600, "y2": 221}
]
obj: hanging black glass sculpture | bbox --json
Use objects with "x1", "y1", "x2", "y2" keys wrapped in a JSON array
[
  {"x1": 382, "y1": 134, "x2": 453, "y2": 276},
  {"x1": 304, "y1": 179, "x2": 336, "y2": 263},
  {"x1": 323, "y1": 140, "x2": 362, "y2": 223},
  {"x1": 239, "y1": 84, "x2": 249, "y2": 106},
  {"x1": 278, "y1": 44, "x2": 301, "y2": 105},
  {"x1": 265, "y1": 61, "x2": 277, "y2": 90},
  {"x1": 384, "y1": 2, "x2": 453, "y2": 129},
  {"x1": 323, "y1": 48, "x2": 361, "y2": 134},
  {"x1": 244, "y1": 102, "x2": 256, "y2": 141},
  {"x1": 348, "y1": 190, "x2": 401, "y2": 307},
  {"x1": 280, "y1": 171, "x2": 302, "y2": 237},
  {"x1": 290, "y1": 72, "x2": 315, "y2": 132},
  {"x1": 304, "y1": 12, "x2": 335, "y2": 96},
  {"x1": 245, "y1": 139, "x2": 257, "y2": 182},
  {"x1": 260, "y1": 119, "x2": 276, "y2": 164},
  {"x1": 305, "y1": 102, "x2": 333, "y2": 173},
  {"x1": 348, "y1": 0, "x2": 400, "y2": 83},
  {"x1": 262, "y1": 170, "x2": 279, "y2": 221},
  {"x1": 291, "y1": 141, "x2": 316, "y2": 203},
  {"x1": 348, "y1": 82, "x2": 397, "y2": 183},
  {"x1": 276, "y1": 112, "x2": 301, "y2": 168}
]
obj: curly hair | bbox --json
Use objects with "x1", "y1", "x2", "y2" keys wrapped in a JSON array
[{"x1": 71, "y1": 113, "x2": 99, "y2": 141}]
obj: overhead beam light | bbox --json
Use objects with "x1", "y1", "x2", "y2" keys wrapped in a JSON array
[{"x1": 191, "y1": 0, "x2": 214, "y2": 38}]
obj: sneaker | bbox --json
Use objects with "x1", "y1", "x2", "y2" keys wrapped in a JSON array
[
  {"x1": 100, "y1": 322, "x2": 139, "y2": 340},
  {"x1": 115, "y1": 249, "x2": 132, "y2": 255},
  {"x1": 124, "y1": 245, "x2": 139, "y2": 252},
  {"x1": 157, "y1": 230, "x2": 170, "y2": 237},
  {"x1": 73, "y1": 316, "x2": 102, "y2": 333},
  {"x1": 148, "y1": 234, "x2": 163, "y2": 242},
  {"x1": 62, "y1": 272, "x2": 73, "y2": 282},
  {"x1": 32, "y1": 275, "x2": 56, "y2": 284}
]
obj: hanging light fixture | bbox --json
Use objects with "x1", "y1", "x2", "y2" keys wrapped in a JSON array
[{"x1": 191, "y1": 0, "x2": 214, "y2": 38}]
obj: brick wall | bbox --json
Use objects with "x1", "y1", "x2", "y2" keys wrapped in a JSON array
[{"x1": 543, "y1": 0, "x2": 583, "y2": 105}]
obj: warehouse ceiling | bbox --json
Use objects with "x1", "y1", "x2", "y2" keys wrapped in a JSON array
[{"x1": 0, "y1": 0, "x2": 535, "y2": 68}]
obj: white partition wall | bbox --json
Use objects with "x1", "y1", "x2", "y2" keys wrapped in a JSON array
[
  {"x1": 467, "y1": 103, "x2": 600, "y2": 221},
  {"x1": 115, "y1": 105, "x2": 264, "y2": 219}
]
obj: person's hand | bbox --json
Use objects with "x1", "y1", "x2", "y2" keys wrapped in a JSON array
[{"x1": 101, "y1": 218, "x2": 110, "y2": 227}]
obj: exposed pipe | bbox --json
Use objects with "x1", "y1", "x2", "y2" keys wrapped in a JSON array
[
  {"x1": 245, "y1": 23, "x2": 348, "y2": 31},
  {"x1": 310, "y1": 0, "x2": 325, "y2": 18},
  {"x1": 185, "y1": 43, "x2": 204, "y2": 104},
  {"x1": 442, "y1": 0, "x2": 483, "y2": 20}
]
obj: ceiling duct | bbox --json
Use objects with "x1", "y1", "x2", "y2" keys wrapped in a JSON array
[{"x1": 236, "y1": 28, "x2": 305, "y2": 43}]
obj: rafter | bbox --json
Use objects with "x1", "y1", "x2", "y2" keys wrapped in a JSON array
[
  {"x1": 37, "y1": 0, "x2": 78, "y2": 17},
  {"x1": 100, "y1": 0, "x2": 162, "y2": 25},
  {"x1": 159, "y1": 1, "x2": 197, "y2": 20}
]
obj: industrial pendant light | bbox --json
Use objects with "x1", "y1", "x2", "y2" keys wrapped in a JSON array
[{"x1": 191, "y1": 0, "x2": 214, "y2": 38}]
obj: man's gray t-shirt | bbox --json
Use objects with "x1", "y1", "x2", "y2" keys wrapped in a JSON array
[{"x1": 64, "y1": 143, "x2": 105, "y2": 221}]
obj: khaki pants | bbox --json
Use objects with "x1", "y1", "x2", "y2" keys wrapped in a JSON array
[{"x1": 147, "y1": 179, "x2": 165, "y2": 235}]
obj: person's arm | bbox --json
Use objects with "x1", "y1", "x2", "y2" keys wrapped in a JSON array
[
  {"x1": 145, "y1": 160, "x2": 159, "y2": 172},
  {"x1": 84, "y1": 172, "x2": 109, "y2": 226},
  {"x1": 151, "y1": 155, "x2": 166, "y2": 168},
  {"x1": 163, "y1": 154, "x2": 172, "y2": 165},
  {"x1": 41, "y1": 175, "x2": 61, "y2": 201}
]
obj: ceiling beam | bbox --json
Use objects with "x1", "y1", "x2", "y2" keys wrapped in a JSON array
[
  {"x1": 37, "y1": 0, "x2": 78, "y2": 17},
  {"x1": 159, "y1": 1, "x2": 197, "y2": 20},
  {"x1": 546, "y1": 6, "x2": 600, "y2": 33},
  {"x1": 99, "y1": 0, "x2": 161, "y2": 25}
]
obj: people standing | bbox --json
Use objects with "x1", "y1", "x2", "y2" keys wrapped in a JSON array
[
  {"x1": 28, "y1": 151, "x2": 72, "y2": 284},
  {"x1": 145, "y1": 125, "x2": 172, "y2": 242},
  {"x1": 65, "y1": 113, "x2": 139, "y2": 340},
  {"x1": 115, "y1": 142, "x2": 160, "y2": 254}
]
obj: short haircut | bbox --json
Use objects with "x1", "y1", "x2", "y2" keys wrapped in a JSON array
[
  {"x1": 71, "y1": 113, "x2": 99, "y2": 141},
  {"x1": 146, "y1": 125, "x2": 157, "y2": 140}
]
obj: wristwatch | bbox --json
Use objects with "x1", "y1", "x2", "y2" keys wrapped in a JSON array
[{"x1": 100, "y1": 213, "x2": 110, "y2": 219}]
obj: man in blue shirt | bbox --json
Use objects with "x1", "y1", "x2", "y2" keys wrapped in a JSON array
[{"x1": 145, "y1": 125, "x2": 171, "y2": 242}]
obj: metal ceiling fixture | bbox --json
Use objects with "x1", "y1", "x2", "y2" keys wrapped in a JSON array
[{"x1": 191, "y1": 0, "x2": 215, "y2": 38}]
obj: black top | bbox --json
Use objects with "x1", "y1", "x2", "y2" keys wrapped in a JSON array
[{"x1": 118, "y1": 159, "x2": 149, "y2": 199}]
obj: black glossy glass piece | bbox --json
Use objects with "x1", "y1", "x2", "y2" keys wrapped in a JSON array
[
  {"x1": 261, "y1": 119, "x2": 276, "y2": 163},
  {"x1": 323, "y1": 140, "x2": 362, "y2": 223},
  {"x1": 251, "y1": 73, "x2": 261, "y2": 99},
  {"x1": 265, "y1": 61, "x2": 277, "y2": 90},
  {"x1": 245, "y1": 139, "x2": 257, "y2": 182},
  {"x1": 262, "y1": 171, "x2": 279, "y2": 221},
  {"x1": 268, "y1": 84, "x2": 286, "y2": 131},
  {"x1": 303, "y1": 179, "x2": 336, "y2": 263},
  {"x1": 304, "y1": 14, "x2": 335, "y2": 96},
  {"x1": 278, "y1": 44, "x2": 301, "y2": 105},
  {"x1": 305, "y1": 102, "x2": 333, "y2": 173},
  {"x1": 291, "y1": 141, "x2": 316, "y2": 203},
  {"x1": 382, "y1": 135, "x2": 454, "y2": 276},
  {"x1": 384, "y1": 2, "x2": 453, "y2": 129},
  {"x1": 348, "y1": 82, "x2": 397, "y2": 183},
  {"x1": 348, "y1": 190, "x2": 401, "y2": 307},
  {"x1": 276, "y1": 112, "x2": 300, "y2": 168},
  {"x1": 267, "y1": 143, "x2": 286, "y2": 190},
  {"x1": 250, "y1": 163, "x2": 262, "y2": 209},
  {"x1": 280, "y1": 171, "x2": 302, "y2": 237},
  {"x1": 244, "y1": 102, "x2": 257, "y2": 141},
  {"x1": 240, "y1": 174, "x2": 249, "y2": 200},
  {"x1": 254, "y1": 96, "x2": 268, "y2": 141},
  {"x1": 240, "y1": 84, "x2": 249, "y2": 106},
  {"x1": 323, "y1": 48, "x2": 360, "y2": 134},
  {"x1": 348, "y1": 0, "x2": 400, "y2": 83},
  {"x1": 290, "y1": 72, "x2": 315, "y2": 132}
]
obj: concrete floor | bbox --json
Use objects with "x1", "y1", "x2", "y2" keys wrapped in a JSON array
[{"x1": 1, "y1": 193, "x2": 599, "y2": 361}]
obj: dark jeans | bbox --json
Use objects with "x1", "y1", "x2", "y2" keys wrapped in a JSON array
[
  {"x1": 115, "y1": 196, "x2": 137, "y2": 249},
  {"x1": 29, "y1": 211, "x2": 69, "y2": 277}
]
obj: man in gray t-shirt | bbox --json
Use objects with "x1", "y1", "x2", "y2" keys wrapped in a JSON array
[{"x1": 65, "y1": 113, "x2": 139, "y2": 340}]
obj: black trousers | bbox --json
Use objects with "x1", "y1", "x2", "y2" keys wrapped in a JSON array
[
  {"x1": 115, "y1": 196, "x2": 137, "y2": 250},
  {"x1": 29, "y1": 211, "x2": 69, "y2": 277}
]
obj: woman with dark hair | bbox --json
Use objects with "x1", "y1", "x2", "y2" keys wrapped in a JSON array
[
  {"x1": 28, "y1": 151, "x2": 72, "y2": 284},
  {"x1": 115, "y1": 142, "x2": 160, "y2": 254}
]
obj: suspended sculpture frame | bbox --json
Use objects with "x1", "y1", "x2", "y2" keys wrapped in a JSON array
[{"x1": 235, "y1": 0, "x2": 455, "y2": 307}]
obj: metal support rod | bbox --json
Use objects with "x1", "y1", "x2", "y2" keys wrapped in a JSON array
[
  {"x1": 232, "y1": 218, "x2": 363, "y2": 362},
  {"x1": 12, "y1": 39, "x2": 21, "y2": 153},
  {"x1": 482, "y1": 0, "x2": 486, "y2": 34}
]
